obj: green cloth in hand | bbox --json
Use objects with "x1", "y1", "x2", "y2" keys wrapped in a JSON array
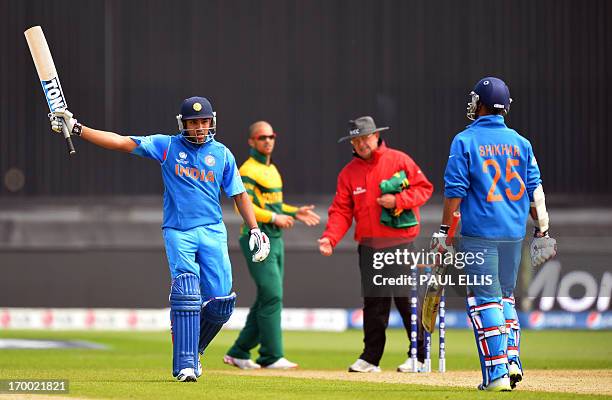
[{"x1": 379, "y1": 170, "x2": 418, "y2": 229}]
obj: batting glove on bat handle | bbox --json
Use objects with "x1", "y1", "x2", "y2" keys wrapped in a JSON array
[
  {"x1": 49, "y1": 109, "x2": 82, "y2": 137},
  {"x1": 249, "y1": 228, "x2": 271, "y2": 262},
  {"x1": 430, "y1": 232, "x2": 453, "y2": 255}
]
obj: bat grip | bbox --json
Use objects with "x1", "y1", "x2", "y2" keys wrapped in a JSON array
[
  {"x1": 61, "y1": 124, "x2": 76, "y2": 155},
  {"x1": 445, "y1": 211, "x2": 461, "y2": 245}
]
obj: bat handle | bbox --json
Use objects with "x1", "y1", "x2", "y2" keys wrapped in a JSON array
[
  {"x1": 61, "y1": 123, "x2": 76, "y2": 155},
  {"x1": 445, "y1": 211, "x2": 461, "y2": 245}
]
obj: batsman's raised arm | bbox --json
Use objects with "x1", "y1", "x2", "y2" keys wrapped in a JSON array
[
  {"x1": 50, "y1": 109, "x2": 136, "y2": 153},
  {"x1": 80, "y1": 126, "x2": 137, "y2": 152}
]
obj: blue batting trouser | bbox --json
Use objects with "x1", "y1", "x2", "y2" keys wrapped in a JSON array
[
  {"x1": 461, "y1": 236, "x2": 522, "y2": 386},
  {"x1": 163, "y1": 222, "x2": 233, "y2": 376},
  {"x1": 163, "y1": 222, "x2": 233, "y2": 298}
]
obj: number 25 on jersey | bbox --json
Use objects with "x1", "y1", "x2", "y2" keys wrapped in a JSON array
[{"x1": 482, "y1": 158, "x2": 525, "y2": 202}]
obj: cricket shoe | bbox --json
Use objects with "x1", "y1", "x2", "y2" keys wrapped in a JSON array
[
  {"x1": 509, "y1": 362, "x2": 523, "y2": 389},
  {"x1": 348, "y1": 359, "x2": 381, "y2": 373},
  {"x1": 223, "y1": 355, "x2": 261, "y2": 370},
  {"x1": 477, "y1": 376, "x2": 512, "y2": 392},
  {"x1": 176, "y1": 368, "x2": 197, "y2": 382},
  {"x1": 397, "y1": 358, "x2": 425, "y2": 373},
  {"x1": 264, "y1": 357, "x2": 299, "y2": 369}
]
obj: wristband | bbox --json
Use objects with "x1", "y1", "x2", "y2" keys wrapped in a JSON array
[
  {"x1": 72, "y1": 122, "x2": 83, "y2": 136},
  {"x1": 534, "y1": 227, "x2": 549, "y2": 238},
  {"x1": 270, "y1": 212, "x2": 276, "y2": 223},
  {"x1": 439, "y1": 225, "x2": 450, "y2": 234}
]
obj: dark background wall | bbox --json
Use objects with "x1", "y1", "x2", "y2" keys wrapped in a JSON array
[{"x1": 1, "y1": 0, "x2": 610, "y2": 198}]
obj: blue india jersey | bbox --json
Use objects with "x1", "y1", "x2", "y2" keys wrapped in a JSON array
[
  {"x1": 129, "y1": 134, "x2": 245, "y2": 230},
  {"x1": 444, "y1": 115, "x2": 541, "y2": 239}
]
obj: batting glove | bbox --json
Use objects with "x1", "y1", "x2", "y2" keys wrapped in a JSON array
[
  {"x1": 49, "y1": 109, "x2": 82, "y2": 136},
  {"x1": 249, "y1": 228, "x2": 270, "y2": 262},
  {"x1": 530, "y1": 230, "x2": 557, "y2": 268},
  {"x1": 429, "y1": 225, "x2": 455, "y2": 268},
  {"x1": 430, "y1": 231, "x2": 453, "y2": 256}
]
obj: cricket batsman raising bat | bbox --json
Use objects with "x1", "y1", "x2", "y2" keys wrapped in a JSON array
[{"x1": 46, "y1": 96, "x2": 271, "y2": 382}]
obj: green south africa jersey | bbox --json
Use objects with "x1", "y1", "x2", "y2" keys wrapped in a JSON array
[{"x1": 239, "y1": 149, "x2": 297, "y2": 238}]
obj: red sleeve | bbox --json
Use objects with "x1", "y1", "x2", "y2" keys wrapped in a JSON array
[
  {"x1": 321, "y1": 170, "x2": 354, "y2": 247},
  {"x1": 395, "y1": 155, "x2": 434, "y2": 210}
]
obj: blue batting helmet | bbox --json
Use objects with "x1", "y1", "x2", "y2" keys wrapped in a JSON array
[
  {"x1": 176, "y1": 96, "x2": 217, "y2": 144},
  {"x1": 179, "y1": 97, "x2": 214, "y2": 121},
  {"x1": 466, "y1": 77, "x2": 512, "y2": 120}
]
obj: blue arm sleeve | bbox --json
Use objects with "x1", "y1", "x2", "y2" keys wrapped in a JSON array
[
  {"x1": 222, "y1": 148, "x2": 246, "y2": 198},
  {"x1": 129, "y1": 134, "x2": 171, "y2": 162},
  {"x1": 444, "y1": 135, "x2": 471, "y2": 198},
  {"x1": 525, "y1": 144, "x2": 542, "y2": 201}
]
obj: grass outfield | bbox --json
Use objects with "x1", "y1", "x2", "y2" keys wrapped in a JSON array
[{"x1": 0, "y1": 328, "x2": 610, "y2": 399}]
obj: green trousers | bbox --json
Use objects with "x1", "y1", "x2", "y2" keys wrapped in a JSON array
[{"x1": 227, "y1": 236, "x2": 284, "y2": 366}]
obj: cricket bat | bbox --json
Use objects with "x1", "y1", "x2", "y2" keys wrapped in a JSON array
[
  {"x1": 24, "y1": 26, "x2": 76, "y2": 155},
  {"x1": 421, "y1": 211, "x2": 461, "y2": 333}
]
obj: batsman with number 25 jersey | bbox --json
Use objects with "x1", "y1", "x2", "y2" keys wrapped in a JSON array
[
  {"x1": 49, "y1": 97, "x2": 271, "y2": 383},
  {"x1": 434, "y1": 77, "x2": 557, "y2": 392}
]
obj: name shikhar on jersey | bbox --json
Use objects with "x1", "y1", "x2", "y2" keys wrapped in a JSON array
[{"x1": 479, "y1": 144, "x2": 521, "y2": 157}]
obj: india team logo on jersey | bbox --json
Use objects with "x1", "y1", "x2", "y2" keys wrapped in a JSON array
[
  {"x1": 176, "y1": 152, "x2": 188, "y2": 165},
  {"x1": 204, "y1": 155, "x2": 216, "y2": 167}
]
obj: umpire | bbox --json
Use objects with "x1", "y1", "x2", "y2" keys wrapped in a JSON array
[{"x1": 318, "y1": 116, "x2": 433, "y2": 373}]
